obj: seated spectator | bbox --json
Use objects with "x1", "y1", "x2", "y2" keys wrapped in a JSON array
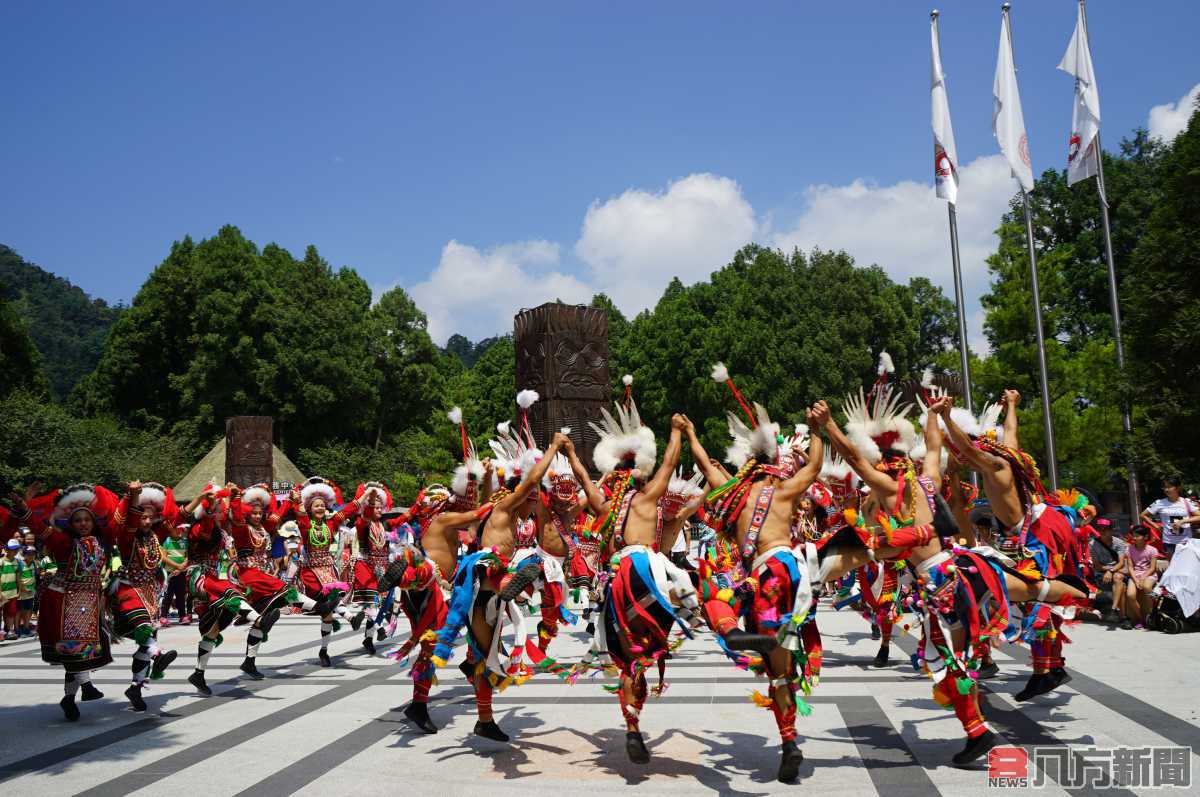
[
  {"x1": 1119, "y1": 525, "x2": 1160, "y2": 630},
  {"x1": 1141, "y1": 478, "x2": 1199, "y2": 559},
  {"x1": 1088, "y1": 518, "x2": 1128, "y2": 622}
]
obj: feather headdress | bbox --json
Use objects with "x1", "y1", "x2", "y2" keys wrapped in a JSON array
[
  {"x1": 842, "y1": 384, "x2": 917, "y2": 463},
  {"x1": 489, "y1": 408, "x2": 544, "y2": 487},
  {"x1": 589, "y1": 399, "x2": 657, "y2": 474},
  {"x1": 723, "y1": 402, "x2": 781, "y2": 468}
]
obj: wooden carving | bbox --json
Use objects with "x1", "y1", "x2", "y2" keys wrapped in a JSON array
[
  {"x1": 514, "y1": 303, "x2": 610, "y2": 473},
  {"x1": 226, "y1": 416, "x2": 274, "y2": 488}
]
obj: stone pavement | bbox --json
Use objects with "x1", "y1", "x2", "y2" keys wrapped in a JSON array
[{"x1": 0, "y1": 600, "x2": 1196, "y2": 796}]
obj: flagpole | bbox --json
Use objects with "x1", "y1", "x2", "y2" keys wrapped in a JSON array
[
  {"x1": 931, "y1": 11, "x2": 975, "y2": 417},
  {"x1": 1080, "y1": 0, "x2": 1139, "y2": 514},
  {"x1": 1005, "y1": 2, "x2": 1059, "y2": 490}
]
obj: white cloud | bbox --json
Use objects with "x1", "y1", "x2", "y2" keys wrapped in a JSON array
[
  {"x1": 406, "y1": 239, "x2": 591, "y2": 344},
  {"x1": 575, "y1": 173, "x2": 756, "y2": 313},
  {"x1": 767, "y1": 155, "x2": 1017, "y2": 353},
  {"x1": 1148, "y1": 82, "x2": 1200, "y2": 142}
]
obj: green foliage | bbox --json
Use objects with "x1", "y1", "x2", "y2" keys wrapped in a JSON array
[
  {"x1": 0, "y1": 246, "x2": 121, "y2": 400},
  {"x1": 1124, "y1": 104, "x2": 1200, "y2": 479},
  {"x1": 442, "y1": 334, "x2": 503, "y2": 368},
  {"x1": 0, "y1": 390, "x2": 197, "y2": 496},
  {"x1": 0, "y1": 279, "x2": 51, "y2": 400}
]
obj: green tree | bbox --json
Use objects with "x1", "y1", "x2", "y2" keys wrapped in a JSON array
[
  {"x1": 0, "y1": 279, "x2": 51, "y2": 400},
  {"x1": 366, "y1": 287, "x2": 443, "y2": 448}
]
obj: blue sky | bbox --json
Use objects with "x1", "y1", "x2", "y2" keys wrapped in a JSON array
[{"x1": 2, "y1": 1, "x2": 1197, "y2": 345}]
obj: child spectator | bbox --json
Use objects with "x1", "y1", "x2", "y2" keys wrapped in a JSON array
[
  {"x1": 1, "y1": 539, "x2": 22, "y2": 640},
  {"x1": 1119, "y1": 525, "x2": 1160, "y2": 629},
  {"x1": 17, "y1": 545, "x2": 37, "y2": 636},
  {"x1": 160, "y1": 522, "x2": 192, "y2": 625}
]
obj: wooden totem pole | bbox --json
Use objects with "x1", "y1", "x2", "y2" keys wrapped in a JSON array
[
  {"x1": 513, "y1": 303, "x2": 610, "y2": 473},
  {"x1": 225, "y1": 416, "x2": 274, "y2": 488}
]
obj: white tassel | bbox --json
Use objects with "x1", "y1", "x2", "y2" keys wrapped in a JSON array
[
  {"x1": 516, "y1": 389, "x2": 540, "y2": 409},
  {"x1": 497, "y1": 421, "x2": 511, "y2": 435},
  {"x1": 877, "y1": 351, "x2": 894, "y2": 375},
  {"x1": 560, "y1": 426, "x2": 572, "y2": 435},
  {"x1": 921, "y1": 368, "x2": 933, "y2": 388},
  {"x1": 622, "y1": 374, "x2": 633, "y2": 386},
  {"x1": 711, "y1": 362, "x2": 729, "y2": 383},
  {"x1": 447, "y1": 406, "x2": 463, "y2": 425}
]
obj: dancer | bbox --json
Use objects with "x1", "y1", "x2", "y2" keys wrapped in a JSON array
[
  {"x1": 428, "y1": 428, "x2": 566, "y2": 742},
  {"x1": 687, "y1": 401, "x2": 824, "y2": 783},
  {"x1": 936, "y1": 390, "x2": 1087, "y2": 701},
  {"x1": 110, "y1": 482, "x2": 180, "y2": 710},
  {"x1": 9, "y1": 484, "x2": 118, "y2": 721},
  {"x1": 293, "y1": 477, "x2": 358, "y2": 667},
  {"x1": 227, "y1": 483, "x2": 296, "y2": 678},
  {"x1": 583, "y1": 405, "x2": 703, "y2": 766},
  {"x1": 184, "y1": 485, "x2": 267, "y2": 695},
  {"x1": 346, "y1": 481, "x2": 396, "y2": 655}
]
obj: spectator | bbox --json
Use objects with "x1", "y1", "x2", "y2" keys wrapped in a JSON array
[
  {"x1": 1, "y1": 539, "x2": 22, "y2": 640},
  {"x1": 17, "y1": 545, "x2": 37, "y2": 636},
  {"x1": 160, "y1": 522, "x2": 191, "y2": 625},
  {"x1": 1118, "y1": 525, "x2": 1160, "y2": 630},
  {"x1": 1141, "y1": 477, "x2": 1200, "y2": 558},
  {"x1": 1089, "y1": 518, "x2": 1128, "y2": 622}
]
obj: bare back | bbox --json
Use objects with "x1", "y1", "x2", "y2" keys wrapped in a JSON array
[{"x1": 732, "y1": 479, "x2": 801, "y2": 558}]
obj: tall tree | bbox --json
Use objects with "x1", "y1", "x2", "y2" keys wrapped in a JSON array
[{"x1": 0, "y1": 280, "x2": 50, "y2": 400}]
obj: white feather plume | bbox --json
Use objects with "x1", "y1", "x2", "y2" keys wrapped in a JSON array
[
  {"x1": 723, "y1": 403, "x2": 780, "y2": 468},
  {"x1": 622, "y1": 374, "x2": 633, "y2": 386},
  {"x1": 921, "y1": 367, "x2": 934, "y2": 388},
  {"x1": 447, "y1": 406, "x2": 463, "y2": 425},
  {"x1": 666, "y1": 467, "x2": 706, "y2": 500},
  {"x1": 877, "y1": 351, "x2": 895, "y2": 376},
  {"x1": 516, "y1": 389, "x2": 540, "y2": 409},
  {"x1": 711, "y1": 362, "x2": 729, "y2": 383},
  {"x1": 589, "y1": 400, "x2": 657, "y2": 474},
  {"x1": 497, "y1": 421, "x2": 510, "y2": 436},
  {"x1": 842, "y1": 385, "x2": 916, "y2": 463}
]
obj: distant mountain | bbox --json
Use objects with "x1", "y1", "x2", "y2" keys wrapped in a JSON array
[
  {"x1": 442, "y1": 333, "x2": 503, "y2": 368},
  {"x1": 0, "y1": 245, "x2": 123, "y2": 400}
]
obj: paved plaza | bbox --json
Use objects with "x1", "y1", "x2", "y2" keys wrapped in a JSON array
[{"x1": 0, "y1": 600, "x2": 1196, "y2": 796}]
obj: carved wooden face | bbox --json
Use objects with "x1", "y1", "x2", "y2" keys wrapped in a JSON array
[{"x1": 551, "y1": 334, "x2": 607, "y2": 400}]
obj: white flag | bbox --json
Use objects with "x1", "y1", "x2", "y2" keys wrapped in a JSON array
[
  {"x1": 931, "y1": 16, "x2": 959, "y2": 204},
  {"x1": 1057, "y1": 3, "x2": 1101, "y2": 186},
  {"x1": 993, "y1": 10, "x2": 1034, "y2": 193}
]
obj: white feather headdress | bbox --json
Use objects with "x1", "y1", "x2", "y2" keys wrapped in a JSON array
[
  {"x1": 723, "y1": 402, "x2": 781, "y2": 468},
  {"x1": 589, "y1": 400, "x2": 657, "y2": 474},
  {"x1": 665, "y1": 467, "x2": 706, "y2": 500},
  {"x1": 451, "y1": 440, "x2": 486, "y2": 498},
  {"x1": 488, "y1": 421, "x2": 543, "y2": 486},
  {"x1": 842, "y1": 384, "x2": 917, "y2": 463}
]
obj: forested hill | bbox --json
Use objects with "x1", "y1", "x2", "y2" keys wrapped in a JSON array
[{"x1": 0, "y1": 246, "x2": 122, "y2": 400}]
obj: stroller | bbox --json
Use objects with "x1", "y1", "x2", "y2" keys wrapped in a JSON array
[{"x1": 1147, "y1": 538, "x2": 1200, "y2": 634}]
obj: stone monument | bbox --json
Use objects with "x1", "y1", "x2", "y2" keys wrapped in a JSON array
[
  {"x1": 514, "y1": 302, "x2": 610, "y2": 473},
  {"x1": 225, "y1": 416, "x2": 274, "y2": 488}
]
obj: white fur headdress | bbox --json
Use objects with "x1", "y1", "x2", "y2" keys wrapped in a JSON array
[
  {"x1": 589, "y1": 400, "x2": 657, "y2": 474},
  {"x1": 842, "y1": 384, "x2": 917, "y2": 463},
  {"x1": 301, "y1": 477, "x2": 338, "y2": 511},
  {"x1": 53, "y1": 484, "x2": 98, "y2": 521},
  {"x1": 723, "y1": 402, "x2": 781, "y2": 468},
  {"x1": 241, "y1": 484, "x2": 273, "y2": 510}
]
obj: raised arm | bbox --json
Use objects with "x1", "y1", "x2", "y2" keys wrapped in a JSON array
[
  {"x1": 502, "y1": 435, "x2": 564, "y2": 508},
  {"x1": 923, "y1": 396, "x2": 949, "y2": 488},
  {"x1": 643, "y1": 416, "x2": 685, "y2": 501},
  {"x1": 1002, "y1": 389, "x2": 1021, "y2": 452},
  {"x1": 564, "y1": 436, "x2": 606, "y2": 515},
  {"x1": 816, "y1": 400, "x2": 898, "y2": 497},
  {"x1": 684, "y1": 417, "x2": 730, "y2": 489},
  {"x1": 778, "y1": 409, "x2": 824, "y2": 500},
  {"x1": 936, "y1": 400, "x2": 1005, "y2": 475}
]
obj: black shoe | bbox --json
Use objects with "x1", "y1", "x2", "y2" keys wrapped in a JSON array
[
  {"x1": 1103, "y1": 610, "x2": 1122, "y2": 624},
  {"x1": 1050, "y1": 667, "x2": 1071, "y2": 688},
  {"x1": 189, "y1": 670, "x2": 212, "y2": 696},
  {"x1": 259, "y1": 608, "x2": 281, "y2": 637},
  {"x1": 1015, "y1": 673, "x2": 1056, "y2": 702},
  {"x1": 1119, "y1": 618, "x2": 1134, "y2": 630},
  {"x1": 626, "y1": 731, "x2": 650, "y2": 764},
  {"x1": 124, "y1": 683, "x2": 147, "y2": 712},
  {"x1": 459, "y1": 659, "x2": 477, "y2": 681},
  {"x1": 499, "y1": 562, "x2": 541, "y2": 602},
  {"x1": 952, "y1": 730, "x2": 998, "y2": 767},
  {"x1": 778, "y1": 740, "x2": 804, "y2": 782},
  {"x1": 319, "y1": 649, "x2": 332, "y2": 668},
  {"x1": 404, "y1": 701, "x2": 438, "y2": 734},
  {"x1": 240, "y1": 657, "x2": 264, "y2": 679},
  {"x1": 376, "y1": 625, "x2": 388, "y2": 642},
  {"x1": 60, "y1": 695, "x2": 80, "y2": 721},
  {"x1": 872, "y1": 646, "x2": 890, "y2": 667},
  {"x1": 150, "y1": 649, "x2": 177, "y2": 680},
  {"x1": 976, "y1": 661, "x2": 1000, "y2": 680},
  {"x1": 362, "y1": 637, "x2": 376, "y2": 655},
  {"x1": 722, "y1": 629, "x2": 778, "y2": 656},
  {"x1": 871, "y1": 625, "x2": 881, "y2": 641},
  {"x1": 80, "y1": 682, "x2": 104, "y2": 701},
  {"x1": 474, "y1": 720, "x2": 510, "y2": 742},
  {"x1": 350, "y1": 609, "x2": 366, "y2": 631}
]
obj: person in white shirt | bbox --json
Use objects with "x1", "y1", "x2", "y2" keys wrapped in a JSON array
[{"x1": 1141, "y1": 478, "x2": 1200, "y2": 557}]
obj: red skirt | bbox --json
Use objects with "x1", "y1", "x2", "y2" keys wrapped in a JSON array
[
  {"x1": 299, "y1": 565, "x2": 347, "y2": 599},
  {"x1": 39, "y1": 582, "x2": 113, "y2": 672},
  {"x1": 110, "y1": 580, "x2": 158, "y2": 637}
]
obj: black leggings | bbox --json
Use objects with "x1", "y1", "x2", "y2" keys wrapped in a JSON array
[{"x1": 161, "y1": 572, "x2": 192, "y2": 618}]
